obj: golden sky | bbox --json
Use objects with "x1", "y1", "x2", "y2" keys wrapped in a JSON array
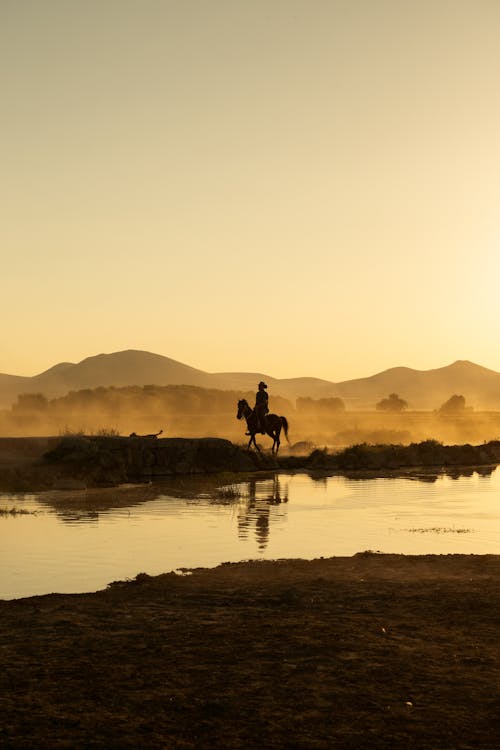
[{"x1": 2, "y1": 0, "x2": 500, "y2": 382}]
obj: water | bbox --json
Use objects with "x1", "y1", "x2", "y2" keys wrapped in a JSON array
[{"x1": 1, "y1": 469, "x2": 500, "y2": 600}]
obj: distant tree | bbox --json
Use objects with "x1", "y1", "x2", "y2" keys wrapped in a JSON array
[
  {"x1": 438, "y1": 394, "x2": 467, "y2": 414},
  {"x1": 11, "y1": 393, "x2": 48, "y2": 413},
  {"x1": 376, "y1": 393, "x2": 408, "y2": 413}
]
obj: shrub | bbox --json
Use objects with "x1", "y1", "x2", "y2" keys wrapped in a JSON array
[{"x1": 376, "y1": 393, "x2": 408, "y2": 412}]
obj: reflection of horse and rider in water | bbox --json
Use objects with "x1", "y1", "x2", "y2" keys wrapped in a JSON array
[
  {"x1": 236, "y1": 475, "x2": 289, "y2": 551},
  {"x1": 236, "y1": 381, "x2": 290, "y2": 454}
]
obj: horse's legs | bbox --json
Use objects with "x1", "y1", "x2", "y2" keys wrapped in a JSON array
[
  {"x1": 248, "y1": 433, "x2": 261, "y2": 453},
  {"x1": 265, "y1": 425, "x2": 277, "y2": 454},
  {"x1": 272, "y1": 425, "x2": 282, "y2": 454}
]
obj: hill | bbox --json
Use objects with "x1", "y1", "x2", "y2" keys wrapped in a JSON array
[
  {"x1": 2, "y1": 351, "x2": 500, "y2": 410},
  {"x1": 0, "y1": 351, "x2": 338, "y2": 407},
  {"x1": 332, "y1": 360, "x2": 500, "y2": 409}
]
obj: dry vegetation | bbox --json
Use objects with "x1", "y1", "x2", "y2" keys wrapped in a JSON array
[{"x1": 0, "y1": 433, "x2": 498, "y2": 494}]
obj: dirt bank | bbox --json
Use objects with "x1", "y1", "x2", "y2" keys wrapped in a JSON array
[
  {"x1": 0, "y1": 436, "x2": 259, "y2": 491},
  {"x1": 2, "y1": 435, "x2": 500, "y2": 493},
  {"x1": 1, "y1": 554, "x2": 500, "y2": 749}
]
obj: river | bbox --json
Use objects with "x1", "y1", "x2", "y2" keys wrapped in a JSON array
[{"x1": 1, "y1": 468, "x2": 500, "y2": 599}]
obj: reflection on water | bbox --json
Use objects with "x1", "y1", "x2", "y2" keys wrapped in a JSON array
[
  {"x1": 1, "y1": 468, "x2": 500, "y2": 600},
  {"x1": 59, "y1": 510, "x2": 100, "y2": 524},
  {"x1": 237, "y1": 476, "x2": 289, "y2": 550}
]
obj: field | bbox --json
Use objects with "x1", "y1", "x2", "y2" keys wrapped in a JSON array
[
  {"x1": 1, "y1": 554, "x2": 500, "y2": 749},
  {"x1": 3, "y1": 406, "x2": 500, "y2": 449}
]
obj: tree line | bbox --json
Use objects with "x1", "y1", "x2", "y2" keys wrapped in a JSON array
[
  {"x1": 7, "y1": 385, "x2": 293, "y2": 419},
  {"x1": 6, "y1": 386, "x2": 471, "y2": 418}
]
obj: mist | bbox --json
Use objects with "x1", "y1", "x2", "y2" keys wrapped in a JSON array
[{"x1": 2, "y1": 384, "x2": 500, "y2": 448}]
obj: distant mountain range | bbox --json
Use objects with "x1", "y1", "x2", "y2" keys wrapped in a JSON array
[{"x1": 1, "y1": 350, "x2": 500, "y2": 410}]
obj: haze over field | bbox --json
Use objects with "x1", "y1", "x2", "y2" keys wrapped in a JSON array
[
  {"x1": 3, "y1": 350, "x2": 500, "y2": 446},
  {"x1": 2, "y1": 1, "x2": 500, "y2": 384}
]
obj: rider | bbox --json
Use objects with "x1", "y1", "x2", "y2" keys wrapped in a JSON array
[{"x1": 254, "y1": 381, "x2": 269, "y2": 434}]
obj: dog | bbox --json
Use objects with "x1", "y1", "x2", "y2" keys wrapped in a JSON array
[{"x1": 129, "y1": 429, "x2": 163, "y2": 438}]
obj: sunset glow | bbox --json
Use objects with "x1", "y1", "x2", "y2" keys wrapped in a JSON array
[{"x1": 2, "y1": 1, "x2": 500, "y2": 381}]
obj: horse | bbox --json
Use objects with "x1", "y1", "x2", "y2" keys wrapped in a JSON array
[{"x1": 236, "y1": 399, "x2": 289, "y2": 454}]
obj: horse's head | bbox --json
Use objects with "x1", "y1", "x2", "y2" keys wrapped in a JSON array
[{"x1": 236, "y1": 399, "x2": 249, "y2": 420}]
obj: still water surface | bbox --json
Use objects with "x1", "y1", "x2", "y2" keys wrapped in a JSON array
[{"x1": 2, "y1": 469, "x2": 500, "y2": 600}]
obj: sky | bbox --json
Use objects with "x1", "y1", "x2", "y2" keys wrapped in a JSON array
[{"x1": 2, "y1": 0, "x2": 500, "y2": 383}]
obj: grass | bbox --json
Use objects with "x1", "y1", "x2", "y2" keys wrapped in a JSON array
[
  {"x1": 58, "y1": 427, "x2": 121, "y2": 437},
  {"x1": 211, "y1": 484, "x2": 246, "y2": 504},
  {"x1": 0, "y1": 506, "x2": 38, "y2": 516},
  {"x1": 403, "y1": 526, "x2": 473, "y2": 534},
  {"x1": 58, "y1": 427, "x2": 86, "y2": 437}
]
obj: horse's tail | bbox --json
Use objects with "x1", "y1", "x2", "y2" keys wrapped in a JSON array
[{"x1": 281, "y1": 416, "x2": 290, "y2": 444}]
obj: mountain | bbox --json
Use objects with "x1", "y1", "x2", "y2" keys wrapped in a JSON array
[
  {"x1": 208, "y1": 372, "x2": 337, "y2": 401},
  {"x1": 0, "y1": 351, "x2": 339, "y2": 407},
  {"x1": 33, "y1": 350, "x2": 215, "y2": 392},
  {"x1": 331, "y1": 360, "x2": 500, "y2": 409},
  {"x1": 1, "y1": 351, "x2": 500, "y2": 410}
]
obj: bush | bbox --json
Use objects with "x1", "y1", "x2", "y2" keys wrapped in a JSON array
[
  {"x1": 376, "y1": 393, "x2": 408, "y2": 412},
  {"x1": 438, "y1": 394, "x2": 466, "y2": 414}
]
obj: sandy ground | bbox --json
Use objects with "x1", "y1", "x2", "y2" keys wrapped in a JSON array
[{"x1": 1, "y1": 553, "x2": 500, "y2": 749}]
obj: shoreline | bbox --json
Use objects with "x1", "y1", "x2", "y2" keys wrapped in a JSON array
[
  {"x1": 1, "y1": 553, "x2": 500, "y2": 748},
  {"x1": 0, "y1": 434, "x2": 499, "y2": 493}
]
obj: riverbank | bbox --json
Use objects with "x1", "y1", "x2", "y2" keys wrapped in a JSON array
[
  {"x1": 1, "y1": 435, "x2": 500, "y2": 492},
  {"x1": 1, "y1": 553, "x2": 499, "y2": 749},
  {"x1": 0, "y1": 435, "x2": 258, "y2": 491}
]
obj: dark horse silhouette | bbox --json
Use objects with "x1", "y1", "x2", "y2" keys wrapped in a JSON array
[{"x1": 236, "y1": 399, "x2": 289, "y2": 454}]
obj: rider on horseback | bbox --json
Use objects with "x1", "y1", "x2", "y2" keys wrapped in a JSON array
[
  {"x1": 254, "y1": 381, "x2": 269, "y2": 434},
  {"x1": 245, "y1": 381, "x2": 269, "y2": 435},
  {"x1": 238, "y1": 392, "x2": 288, "y2": 454}
]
